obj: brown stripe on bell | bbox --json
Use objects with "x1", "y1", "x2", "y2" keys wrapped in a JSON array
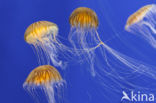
[{"x1": 69, "y1": 7, "x2": 99, "y2": 28}]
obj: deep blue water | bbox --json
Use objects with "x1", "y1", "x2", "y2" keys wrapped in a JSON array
[{"x1": 1, "y1": 0, "x2": 156, "y2": 103}]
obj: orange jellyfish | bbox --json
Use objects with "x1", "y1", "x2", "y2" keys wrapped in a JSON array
[
  {"x1": 68, "y1": 7, "x2": 104, "y2": 76},
  {"x1": 24, "y1": 21, "x2": 67, "y2": 67},
  {"x1": 23, "y1": 65, "x2": 64, "y2": 103},
  {"x1": 125, "y1": 4, "x2": 156, "y2": 48}
]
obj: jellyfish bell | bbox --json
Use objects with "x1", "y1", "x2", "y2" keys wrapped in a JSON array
[
  {"x1": 24, "y1": 65, "x2": 62, "y2": 86},
  {"x1": 125, "y1": 5, "x2": 153, "y2": 30},
  {"x1": 24, "y1": 21, "x2": 67, "y2": 67},
  {"x1": 23, "y1": 65, "x2": 64, "y2": 103},
  {"x1": 125, "y1": 4, "x2": 156, "y2": 48},
  {"x1": 24, "y1": 21, "x2": 58, "y2": 44},
  {"x1": 69, "y1": 7, "x2": 99, "y2": 29}
]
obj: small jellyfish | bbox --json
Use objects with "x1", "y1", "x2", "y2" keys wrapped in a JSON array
[
  {"x1": 24, "y1": 21, "x2": 66, "y2": 67},
  {"x1": 68, "y1": 7, "x2": 103, "y2": 76},
  {"x1": 23, "y1": 65, "x2": 64, "y2": 103},
  {"x1": 125, "y1": 4, "x2": 156, "y2": 48}
]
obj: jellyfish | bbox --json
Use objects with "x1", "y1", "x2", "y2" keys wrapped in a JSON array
[
  {"x1": 23, "y1": 65, "x2": 64, "y2": 103},
  {"x1": 69, "y1": 7, "x2": 102, "y2": 76},
  {"x1": 125, "y1": 4, "x2": 156, "y2": 48},
  {"x1": 24, "y1": 21, "x2": 68, "y2": 68},
  {"x1": 68, "y1": 7, "x2": 156, "y2": 92}
]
